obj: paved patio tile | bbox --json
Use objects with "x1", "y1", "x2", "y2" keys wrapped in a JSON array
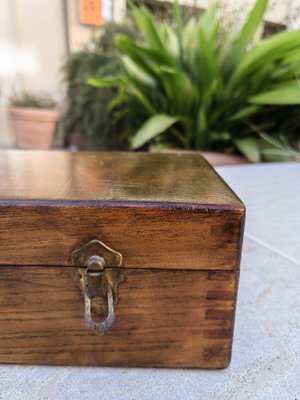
[{"x1": 217, "y1": 162, "x2": 300, "y2": 265}]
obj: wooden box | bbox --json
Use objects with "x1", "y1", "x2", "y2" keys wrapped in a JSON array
[{"x1": 0, "y1": 151, "x2": 245, "y2": 368}]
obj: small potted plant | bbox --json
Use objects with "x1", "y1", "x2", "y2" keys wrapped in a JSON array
[{"x1": 9, "y1": 91, "x2": 59, "y2": 149}]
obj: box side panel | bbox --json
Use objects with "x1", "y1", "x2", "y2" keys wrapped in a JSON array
[
  {"x1": 0, "y1": 205, "x2": 244, "y2": 270},
  {"x1": 0, "y1": 265, "x2": 239, "y2": 368}
]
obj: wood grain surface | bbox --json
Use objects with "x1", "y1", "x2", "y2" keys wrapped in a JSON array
[
  {"x1": 0, "y1": 150, "x2": 243, "y2": 206},
  {"x1": 0, "y1": 205, "x2": 244, "y2": 270},
  {"x1": 0, "y1": 151, "x2": 244, "y2": 367},
  {"x1": 0, "y1": 151, "x2": 245, "y2": 270},
  {"x1": 0, "y1": 265, "x2": 239, "y2": 368}
]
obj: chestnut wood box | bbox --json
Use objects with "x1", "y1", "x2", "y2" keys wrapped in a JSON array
[{"x1": 0, "y1": 151, "x2": 245, "y2": 368}]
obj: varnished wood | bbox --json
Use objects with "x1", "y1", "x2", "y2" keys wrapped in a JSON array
[
  {"x1": 0, "y1": 151, "x2": 244, "y2": 270},
  {"x1": 0, "y1": 150, "x2": 245, "y2": 367},
  {"x1": 0, "y1": 205, "x2": 244, "y2": 269},
  {"x1": 0, "y1": 265, "x2": 239, "y2": 368},
  {"x1": 0, "y1": 150, "x2": 243, "y2": 207}
]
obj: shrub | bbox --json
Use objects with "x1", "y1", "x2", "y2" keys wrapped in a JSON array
[
  {"x1": 10, "y1": 91, "x2": 56, "y2": 109},
  {"x1": 90, "y1": 0, "x2": 300, "y2": 161},
  {"x1": 61, "y1": 23, "x2": 133, "y2": 150}
]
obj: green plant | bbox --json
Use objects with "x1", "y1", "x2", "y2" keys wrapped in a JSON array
[
  {"x1": 61, "y1": 23, "x2": 133, "y2": 150},
  {"x1": 10, "y1": 91, "x2": 56, "y2": 109},
  {"x1": 90, "y1": 0, "x2": 300, "y2": 161},
  {"x1": 250, "y1": 125, "x2": 300, "y2": 162},
  {"x1": 129, "y1": 0, "x2": 202, "y2": 25}
]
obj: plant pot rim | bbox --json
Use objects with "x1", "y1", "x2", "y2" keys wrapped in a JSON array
[
  {"x1": 9, "y1": 106, "x2": 59, "y2": 113},
  {"x1": 9, "y1": 107, "x2": 60, "y2": 123},
  {"x1": 148, "y1": 146, "x2": 249, "y2": 166}
]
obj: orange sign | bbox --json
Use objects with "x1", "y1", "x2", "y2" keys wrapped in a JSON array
[{"x1": 80, "y1": 0, "x2": 104, "y2": 26}]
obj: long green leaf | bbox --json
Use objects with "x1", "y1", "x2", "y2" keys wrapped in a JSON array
[
  {"x1": 116, "y1": 36, "x2": 161, "y2": 79},
  {"x1": 200, "y1": 0, "x2": 218, "y2": 38},
  {"x1": 116, "y1": 35, "x2": 175, "y2": 66},
  {"x1": 196, "y1": 105, "x2": 208, "y2": 149},
  {"x1": 231, "y1": 0, "x2": 268, "y2": 63},
  {"x1": 173, "y1": 0, "x2": 183, "y2": 59},
  {"x1": 234, "y1": 137, "x2": 261, "y2": 162},
  {"x1": 127, "y1": 82, "x2": 157, "y2": 114},
  {"x1": 162, "y1": 23, "x2": 180, "y2": 58},
  {"x1": 229, "y1": 105, "x2": 261, "y2": 122},
  {"x1": 131, "y1": 114, "x2": 179, "y2": 149},
  {"x1": 259, "y1": 132, "x2": 289, "y2": 149},
  {"x1": 229, "y1": 30, "x2": 300, "y2": 89},
  {"x1": 132, "y1": 5, "x2": 165, "y2": 51},
  {"x1": 107, "y1": 87, "x2": 126, "y2": 111},
  {"x1": 249, "y1": 84, "x2": 300, "y2": 105},
  {"x1": 219, "y1": 0, "x2": 268, "y2": 75},
  {"x1": 87, "y1": 77, "x2": 123, "y2": 88},
  {"x1": 122, "y1": 56, "x2": 156, "y2": 87},
  {"x1": 197, "y1": 27, "x2": 219, "y2": 90}
]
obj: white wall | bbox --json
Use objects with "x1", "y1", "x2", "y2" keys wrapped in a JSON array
[
  {"x1": 0, "y1": 0, "x2": 126, "y2": 147},
  {"x1": 14, "y1": 0, "x2": 66, "y2": 95},
  {"x1": 67, "y1": 0, "x2": 101, "y2": 52},
  {"x1": 0, "y1": 0, "x2": 66, "y2": 147},
  {"x1": 0, "y1": 0, "x2": 21, "y2": 147}
]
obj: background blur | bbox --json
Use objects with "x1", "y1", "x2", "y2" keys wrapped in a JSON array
[{"x1": 1, "y1": 0, "x2": 300, "y2": 163}]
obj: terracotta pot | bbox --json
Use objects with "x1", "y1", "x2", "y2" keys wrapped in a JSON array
[
  {"x1": 9, "y1": 107, "x2": 60, "y2": 149},
  {"x1": 199, "y1": 151, "x2": 248, "y2": 166},
  {"x1": 148, "y1": 146, "x2": 248, "y2": 167}
]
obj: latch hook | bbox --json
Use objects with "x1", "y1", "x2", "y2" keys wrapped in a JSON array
[{"x1": 72, "y1": 239, "x2": 125, "y2": 337}]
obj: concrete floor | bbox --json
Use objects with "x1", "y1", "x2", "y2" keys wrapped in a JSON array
[{"x1": 0, "y1": 162, "x2": 299, "y2": 400}]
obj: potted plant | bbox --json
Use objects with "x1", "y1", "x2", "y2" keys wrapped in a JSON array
[
  {"x1": 61, "y1": 23, "x2": 134, "y2": 151},
  {"x1": 89, "y1": 0, "x2": 300, "y2": 165},
  {"x1": 9, "y1": 91, "x2": 59, "y2": 149}
]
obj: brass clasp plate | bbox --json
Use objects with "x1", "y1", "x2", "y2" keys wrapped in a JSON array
[{"x1": 72, "y1": 239, "x2": 125, "y2": 336}]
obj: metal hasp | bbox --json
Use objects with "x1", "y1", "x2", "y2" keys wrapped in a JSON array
[{"x1": 72, "y1": 239, "x2": 125, "y2": 337}]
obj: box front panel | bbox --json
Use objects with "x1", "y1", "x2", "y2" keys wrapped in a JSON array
[
  {"x1": 0, "y1": 205, "x2": 244, "y2": 270},
  {"x1": 0, "y1": 265, "x2": 238, "y2": 368}
]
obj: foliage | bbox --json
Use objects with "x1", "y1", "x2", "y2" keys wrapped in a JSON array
[
  {"x1": 90, "y1": 0, "x2": 300, "y2": 161},
  {"x1": 9, "y1": 91, "x2": 56, "y2": 109},
  {"x1": 61, "y1": 23, "x2": 133, "y2": 150},
  {"x1": 249, "y1": 125, "x2": 300, "y2": 162},
  {"x1": 129, "y1": 0, "x2": 202, "y2": 25}
]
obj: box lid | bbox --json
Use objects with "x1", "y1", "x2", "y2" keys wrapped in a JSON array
[{"x1": 0, "y1": 151, "x2": 245, "y2": 270}]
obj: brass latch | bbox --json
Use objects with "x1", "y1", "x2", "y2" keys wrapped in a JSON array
[{"x1": 72, "y1": 239, "x2": 125, "y2": 336}]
